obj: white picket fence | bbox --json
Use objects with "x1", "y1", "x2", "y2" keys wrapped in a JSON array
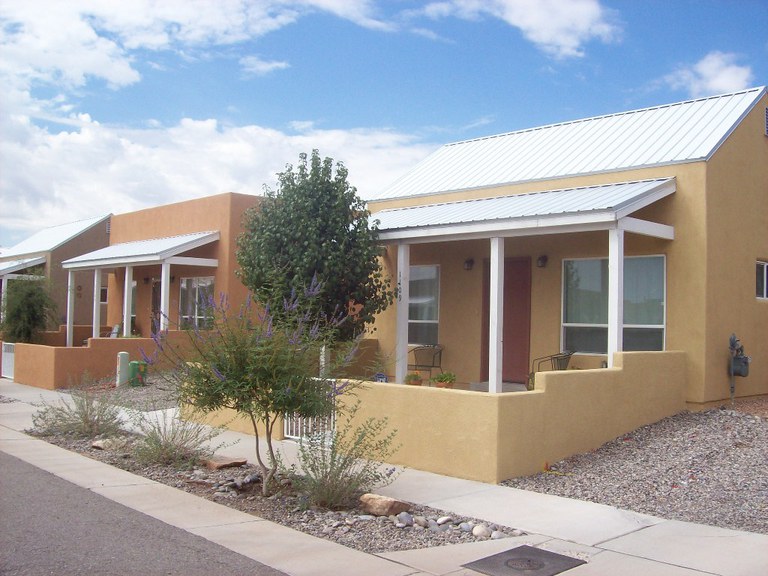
[{"x1": 283, "y1": 410, "x2": 335, "y2": 441}]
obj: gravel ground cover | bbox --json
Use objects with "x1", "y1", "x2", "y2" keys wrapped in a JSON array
[
  {"x1": 15, "y1": 379, "x2": 768, "y2": 552},
  {"x1": 503, "y1": 397, "x2": 768, "y2": 535}
]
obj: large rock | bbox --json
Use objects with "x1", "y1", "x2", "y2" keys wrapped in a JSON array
[
  {"x1": 359, "y1": 493, "x2": 410, "y2": 517},
  {"x1": 203, "y1": 456, "x2": 247, "y2": 470}
]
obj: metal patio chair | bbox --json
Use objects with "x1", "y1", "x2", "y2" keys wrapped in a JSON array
[
  {"x1": 527, "y1": 350, "x2": 574, "y2": 390},
  {"x1": 408, "y1": 344, "x2": 444, "y2": 378}
]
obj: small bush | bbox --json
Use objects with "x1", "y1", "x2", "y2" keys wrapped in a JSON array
[
  {"x1": 130, "y1": 408, "x2": 226, "y2": 468},
  {"x1": 288, "y1": 401, "x2": 400, "y2": 509},
  {"x1": 32, "y1": 381, "x2": 125, "y2": 438}
]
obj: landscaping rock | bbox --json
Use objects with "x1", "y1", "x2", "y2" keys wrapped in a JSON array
[
  {"x1": 359, "y1": 493, "x2": 410, "y2": 516},
  {"x1": 203, "y1": 456, "x2": 247, "y2": 470}
]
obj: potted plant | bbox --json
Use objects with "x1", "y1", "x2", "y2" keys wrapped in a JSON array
[
  {"x1": 431, "y1": 371, "x2": 456, "y2": 388},
  {"x1": 405, "y1": 373, "x2": 423, "y2": 386}
]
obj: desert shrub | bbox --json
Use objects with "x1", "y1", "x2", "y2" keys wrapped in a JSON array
[
  {"x1": 130, "y1": 407, "x2": 224, "y2": 468},
  {"x1": 31, "y1": 377, "x2": 124, "y2": 438},
  {"x1": 288, "y1": 400, "x2": 400, "y2": 509},
  {"x1": 1, "y1": 278, "x2": 57, "y2": 343}
]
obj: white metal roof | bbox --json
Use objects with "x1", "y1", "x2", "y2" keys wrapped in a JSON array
[
  {"x1": 0, "y1": 257, "x2": 47, "y2": 275},
  {"x1": 0, "y1": 215, "x2": 111, "y2": 259},
  {"x1": 62, "y1": 231, "x2": 220, "y2": 270},
  {"x1": 375, "y1": 178, "x2": 675, "y2": 243},
  {"x1": 373, "y1": 87, "x2": 765, "y2": 201}
]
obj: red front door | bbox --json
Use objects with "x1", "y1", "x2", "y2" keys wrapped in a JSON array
[{"x1": 481, "y1": 257, "x2": 532, "y2": 383}]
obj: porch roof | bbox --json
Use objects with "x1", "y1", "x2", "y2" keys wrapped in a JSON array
[
  {"x1": 374, "y1": 178, "x2": 675, "y2": 243},
  {"x1": 61, "y1": 231, "x2": 220, "y2": 270},
  {"x1": 0, "y1": 257, "x2": 46, "y2": 275}
]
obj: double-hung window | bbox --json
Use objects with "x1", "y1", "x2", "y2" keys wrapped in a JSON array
[
  {"x1": 179, "y1": 276, "x2": 214, "y2": 329},
  {"x1": 408, "y1": 265, "x2": 439, "y2": 345},
  {"x1": 563, "y1": 256, "x2": 665, "y2": 353},
  {"x1": 757, "y1": 261, "x2": 768, "y2": 299}
]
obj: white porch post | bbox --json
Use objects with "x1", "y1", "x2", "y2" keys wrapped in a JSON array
[
  {"x1": 607, "y1": 227, "x2": 625, "y2": 368},
  {"x1": 160, "y1": 261, "x2": 171, "y2": 331},
  {"x1": 395, "y1": 243, "x2": 410, "y2": 384},
  {"x1": 92, "y1": 270, "x2": 102, "y2": 339},
  {"x1": 488, "y1": 237, "x2": 505, "y2": 393},
  {"x1": 0, "y1": 277, "x2": 6, "y2": 323},
  {"x1": 66, "y1": 270, "x2": 75, "y2": 347},
  {"x1": 123, "y1": 266, "x2": 133, "y2": 337}
]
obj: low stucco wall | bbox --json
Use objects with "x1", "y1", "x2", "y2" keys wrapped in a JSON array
[
  {"x1": 11, "y1": 331, "x2": 189, "y2": 389},
  {"x1": 351, "y1": 351, "x2": 687, "y2": 483}
]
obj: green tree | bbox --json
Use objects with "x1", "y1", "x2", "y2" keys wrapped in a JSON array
[
  {"x1": 236, "y1": 150, "x2": 395, "y2": 341},
  {"x1": 1, "y1": 278, "x2": 57, "y2": 343}
]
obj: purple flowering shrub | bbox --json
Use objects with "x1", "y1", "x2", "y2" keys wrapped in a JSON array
[{"x1": 149, "y1": 283, "x2": 360, "y2": 495}]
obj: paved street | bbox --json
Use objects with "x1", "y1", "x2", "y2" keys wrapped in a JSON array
[{"x1": 0, "y1": 451, "x2": 286, "y2": 576}]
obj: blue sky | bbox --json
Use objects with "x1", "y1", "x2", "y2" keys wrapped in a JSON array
[{"x1": 1, "y1": 0, "x2": 766, "y2": 248}]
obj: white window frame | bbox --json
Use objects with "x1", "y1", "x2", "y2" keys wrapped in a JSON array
[
  {"x1": 179, "y1": 276, "x2": 214, "y2": 329},
  {"x1": 757, "y1": 261, "x2": 768, "y2": 300},
  {"x1": 408, "y1": 264, "x2": 440, "y2": 345},
  {"x1": 561, "y1": 255, "x2": 666, "y2": 354}
]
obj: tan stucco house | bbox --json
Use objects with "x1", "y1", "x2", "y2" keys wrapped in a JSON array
[{"x1": 367, "y1": 86, "x2": 767, "y2": 408}]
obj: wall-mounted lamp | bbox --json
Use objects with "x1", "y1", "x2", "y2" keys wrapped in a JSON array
[
  {"x1": 463, "y1": 258, "x2": 475, "y2": 271},
  {"x1": 170, "y1": 275, "x2": 176, "y2": 284},
  {"x1": 143, "y1": 277, "x2": 150, "y2": 285},
  {"x1": 536, "y1": 255, "x2": 549, "y2": 268}
]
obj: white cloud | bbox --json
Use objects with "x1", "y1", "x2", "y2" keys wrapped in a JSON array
[
  {"x1": 0, "y1": 108, "x2": 435, "y2": 246},
  {"x1": 239, "y1": 54, "x2": 290, "y2": 76},
  {"x1": 664, "y1": 51, "x2": 754, "y2": 98},
  {"x1": 413, "y1": 0, "x2": 621, "y2": 58}
]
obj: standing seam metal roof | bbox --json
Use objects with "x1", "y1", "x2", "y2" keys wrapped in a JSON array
[
  {"x1": 373, "y1": 178, "x2": 674, "y2": 232},
  {"x1": 0, "y1": 215, "x2": 110, "y2": 259},
  {"x1": 373, "y1": 87, "x2": 765, "y2": 201}
]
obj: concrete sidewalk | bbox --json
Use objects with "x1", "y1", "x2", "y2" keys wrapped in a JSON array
[{"x1": 1, "y1": 378, "x2": 766, "y2": 576}]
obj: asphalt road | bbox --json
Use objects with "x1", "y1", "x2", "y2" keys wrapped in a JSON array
[{"x1": 0, "y1": 451, "x2": 286, "y2": 576}]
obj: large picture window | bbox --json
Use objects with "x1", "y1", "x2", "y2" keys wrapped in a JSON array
[
  {"x1": 563, "y1": 256, "x2": 665, "y2": 353},
  {"x1": 408, "y1": 265, "x2": 439, "y2": 345},
  {"x1": 757, "y1": 261, "x2": 767, "y2": 299},
  {"x1": 180, "y1": 277, "x2": 214, "y2": 329}
]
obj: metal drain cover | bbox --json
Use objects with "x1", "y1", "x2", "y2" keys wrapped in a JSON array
[{"x1": 462, "y1": 545, "x2": 586, "y2": 576}]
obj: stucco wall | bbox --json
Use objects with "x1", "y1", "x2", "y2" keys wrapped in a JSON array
[
  {"x1": 12, "y1": 331, "x2": 189, "y2": 389},
  {"x1": 350, "y1": 351, "x2": 687, "y2": 483},
  {"x1": 104, "y1": 193, "x2": 259, "y2": 335},
  {"x1": 701, "y1": 95, "x2": 768, "y2": 402}
]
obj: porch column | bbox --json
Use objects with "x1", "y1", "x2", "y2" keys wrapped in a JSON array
[
  {"x1": 607, "y1": 228, "x2": 625, "y2": 367},
  {"x1": 488, "y1": 237, "x2": 504, "y2": 393},
  {"x1": 395, "y1": 243, "x2": 410, "y2": 384},
  {"x1": 159, "y1": 261, "x2": 171, "y2": 331},
  {"x1": 123, "y1": 266, "x2": 133, "y2": 337},
  {"x1": 92, "y1": 270, "x2": 102, "y2": 339},
  {"x1": 0, "y1": 277, "x2": 6, "y2": 323},
  {"x1": 66, "y1": 270, "x2": 75, "y2": 347}
]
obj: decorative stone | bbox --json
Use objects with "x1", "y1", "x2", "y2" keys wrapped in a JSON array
[
  {"x1": 357, "y1": 514, "x2": 376, "y2": 521},
  {"x1": 459, "y1": 522, "x2": 473, "y2": 532},
  {"x1": 413, "y1": 515, "x2": 428, "y2": 528},
  {"x1": 396, "y1": 511, "x2": 414, "y2": 527},
  {"x1": 472, "y1": 524, "x2": 492, "y2": 538},
  {"x1": 358, "y1": 493, "x2": 410, "y2": 517},
  {"x1": 510, "y1": 529, "x2": 526, "y2": 537},
  {"x1": 491, "y1": 530, "x2": 506, "y2": 539},
  {"x1": 203, "y1": 456, "x2": 247, "y2": 470},
  {"x1": 436, "y1": 515, "x2": 453, "y2": 525},
  {"x1": 91, "y1": 438, "x2": 128, "y2": 451}
]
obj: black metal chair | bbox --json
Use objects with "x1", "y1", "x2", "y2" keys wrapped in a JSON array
[
  {"x1": 527, "y1": 351, "x2": 574, "y2": 390},
  {"x1": 408, "y1": 344, "x2": 444, "y2": 378}
]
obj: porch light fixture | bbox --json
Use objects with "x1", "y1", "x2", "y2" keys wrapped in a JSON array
[
  {"x1": 464, "y1": 258, "x2": 475, "y2": 271},
  {"x1": 536, "y1": 255, "x2": 548, "y2": 268}
]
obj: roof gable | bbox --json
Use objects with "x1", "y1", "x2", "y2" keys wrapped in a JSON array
[
  {"x1": 374, "y1": 87, "x2": 766, "y2": 201},
  {"x1": 0, "y1": 215, "x2": 110, "y2": 259}
]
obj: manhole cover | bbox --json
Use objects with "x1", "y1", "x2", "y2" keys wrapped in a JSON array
[
  {"x1": 462, "y1": 545, "x2": 586, "y2": 576},
  {"x1": 506, "y1": 557, "x2": 546, "y2": 571}
]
